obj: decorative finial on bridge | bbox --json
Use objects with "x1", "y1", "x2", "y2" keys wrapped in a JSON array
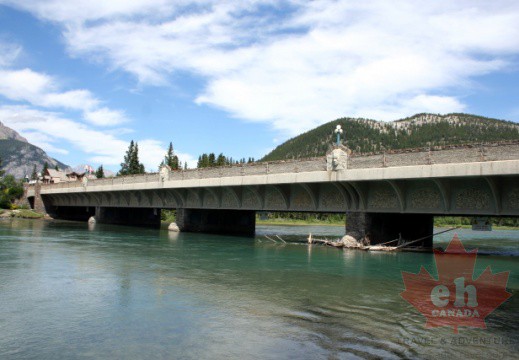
[{"x1": 334, "y1": 124, "x2": 343, "y2": 146}]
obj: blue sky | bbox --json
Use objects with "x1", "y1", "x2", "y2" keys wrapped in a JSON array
[{"x1": 0, "y1": 1, "x2": 518, "y2": 172}]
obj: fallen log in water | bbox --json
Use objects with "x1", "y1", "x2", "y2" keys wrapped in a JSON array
[
  {"x1": 306, "y1": 226, "x2": 460, "y2": 252},
  {"x1": 307, "y1": 233, "x2": 344, "y2": 247}
]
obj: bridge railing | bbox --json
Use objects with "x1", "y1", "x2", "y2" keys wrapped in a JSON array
[{"x1": 34, "y1": 141, "x2": 519, "y2": 190}]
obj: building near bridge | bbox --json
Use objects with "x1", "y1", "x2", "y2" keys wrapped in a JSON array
[{"x1": 41, "y1": 169, "x2": 96, "y2": 184}]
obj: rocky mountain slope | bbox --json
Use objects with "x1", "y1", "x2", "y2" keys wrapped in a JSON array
[
  {"x1": 0, "y1": 121, "x2": 29, "y2": 143},
  {"x1": 261, "y1": 113, "x2": 519, "y2": 161},
  {"x1": 0, "y1": 122, "x2": 69, "y2": 178}
]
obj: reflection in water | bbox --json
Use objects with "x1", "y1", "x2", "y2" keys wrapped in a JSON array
[
  {"x1": 0, "y1": 219, "x2": 517, "y2": 359},
  {"x1": 168, "y1": 231, "x2": 179, "y2": 242}
]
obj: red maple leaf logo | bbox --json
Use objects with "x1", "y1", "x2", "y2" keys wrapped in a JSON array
[{"x1": 401, "y1": 234, "x2": 512, "y2": 333}]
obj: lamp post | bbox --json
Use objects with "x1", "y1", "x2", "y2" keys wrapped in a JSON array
[{"x1": 334, "y1": 125, "x2": 343, "y2": 146}]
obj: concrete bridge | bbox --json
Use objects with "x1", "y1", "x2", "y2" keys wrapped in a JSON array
[{"x1": 26, "y1": 141, "x2": 519, "y2": 246}]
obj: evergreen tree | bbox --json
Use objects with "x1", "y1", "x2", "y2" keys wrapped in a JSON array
[
  {"x1": 119, "y1": 140, "x2": 145, "y2": 175},
  {"x1": 42, "y1": 162, "x2": 49, "y2": 175},
  {"x1": 208, "y1": 153, "x2": 216, "y2": 166},
  {"x1": 95, "y1": 165, "x2": 105, "y2": 179},
  {"x1": 163, "y1": 142, "x2": 179, "y2": 170},
  {"x1": 31, "y1": 165, "x2": 38, "y2": 180},
  {"x1": 118, "y1": 140, "x2": 134, "y2": 176},
  {"x1": 216, "y1": 153, "x2": 226, "y2": 166},
  {"x1": 196, "y1": 152, "x2": 255, "y2": 168},
  {"x1": 54, "y1": 165, "x2": 59, "y2": 171},
  {"x1": 130, "y1": 143, "x2": 145, "y2": 174},
  {"x1": 201, "y1": 154, "x2": 209, "y2": 168}
]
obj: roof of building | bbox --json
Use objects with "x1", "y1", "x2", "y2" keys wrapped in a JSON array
[{"x1": 45, "y1": 169, "x2": 68, "y2": 181}]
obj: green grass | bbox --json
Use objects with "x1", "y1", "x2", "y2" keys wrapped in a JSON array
[
  {"x1": 256, "y1": 218, "x2": 344, "y2": 226},
  {"x1": 12, "y1": 209, "x2": 44, "y2": 219}
]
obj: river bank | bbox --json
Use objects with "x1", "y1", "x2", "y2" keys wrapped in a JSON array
[{"x1": 0, "y1": 209, "x2": 45, "y2": 219}]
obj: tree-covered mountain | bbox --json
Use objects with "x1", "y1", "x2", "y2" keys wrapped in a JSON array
[
  {"x1": 0, "y1": 121, "x2": 69, "y2": 178},
  {"x1": 261, "y1": 113, "x2": 519, "y2": 161}
]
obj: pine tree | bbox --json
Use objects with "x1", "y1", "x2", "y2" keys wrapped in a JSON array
[
  {"x1": 119, "y1": 140, "x2": 145, "y2": 175},
  {"x1": 164, "y1": 142, "x2": 180, "y2": 170},
  {"x1": 208, "y1": 153, "x2": 216, "y2": 166},
  {"x1": 42, "y1": 162, "x2": 49, "y2": 175},
  {"x1": 200, "y1": 154, "x2": 209, "y2": 168},
  {"x1": 118, "y1": 140, "x2": 134, "y2": 176},
  {"x1": 31, "y1": 165, "x2": 38, "y2": 180},
  {"x1": 130, "y1": 142, "x2": 145, "y2": 174},
  {"x1": 216, "y1": 153, "x2": 226, "y2": 166},
  {"x1": 54, "y1": 165, "x2": 59, "y2": 171},
  {"x1": 95, "y1": 165, "x2": 105, "y2": 179}
]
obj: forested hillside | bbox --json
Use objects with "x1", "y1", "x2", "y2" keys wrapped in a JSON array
[{"x1": 262, "y1": 113, "x2": 519, "y2": 161}]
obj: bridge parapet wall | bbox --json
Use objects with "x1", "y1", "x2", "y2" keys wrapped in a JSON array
[
  {"x1": 33, "y1": 141, "x2": 519, "y2": 191},
  {"x1": 485, "y1": 142, "x2": 519, "y2": 161}
]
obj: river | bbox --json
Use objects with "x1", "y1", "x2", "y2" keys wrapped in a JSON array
[{"x1": 0, "y1": 219, "x2": 517, "y2": 359}]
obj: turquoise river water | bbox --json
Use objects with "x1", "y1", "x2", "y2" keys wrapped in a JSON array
[{"x1": 0, "y1": 219, "x2": 517, "y2": 359}]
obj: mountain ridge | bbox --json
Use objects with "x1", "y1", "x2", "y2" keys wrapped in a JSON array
[
  {"x1": 0, "y1": 121, "x2": 28, "y2": 142},
  {"x1": 261, "y1": 113, "x2": 519, "y2": 161},
  {"x1": 0, "y1": 121, "x2": 69, "y2": 178}
]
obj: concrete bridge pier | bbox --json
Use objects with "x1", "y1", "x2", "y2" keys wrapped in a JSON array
[
  {"x1": 176, "y1": 209, "x2": 256, "y2": 237},
  {"x1": 346, "y1": 212, "x2": 434, "y2": 247}
]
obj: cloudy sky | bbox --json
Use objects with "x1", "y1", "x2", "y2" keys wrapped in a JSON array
[{"x1": 0, "y1": 1, "x2": 518, "y2": 172}]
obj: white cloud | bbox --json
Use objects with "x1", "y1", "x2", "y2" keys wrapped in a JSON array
[
  {"x1": 135, "y1": 139, "x2": 197, "y2": 170},
  {"x1": 3, "y1": 0, "x2": 519, "y2": 136},
  {"x1": 19, "y1": 131, "x2": 70, "y2": 155},
  {"x1": 0, "y1": 40, "x2": 125, "y2": 127},
  {"x1": 84, "y1": 107, "x2": 127, "y2": 126},
  {"x1": 0, "y1": 68, "x2": 126, "y2": 122},
  {"x1": 0, "y1": 68, "x2": 54, "y2": 102},
  {"x1": 0, "y1": 39, "x2": 192, "y2": 170},
  {"x1": 0, "y1": 0, "x2": 178, "y2": 23},
  {"x1": 0, "y1": 105, "x2": 195, "y2": 170},
  {"x1": 0, "y1": 42, "x2": 22, "y2": 67}
]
